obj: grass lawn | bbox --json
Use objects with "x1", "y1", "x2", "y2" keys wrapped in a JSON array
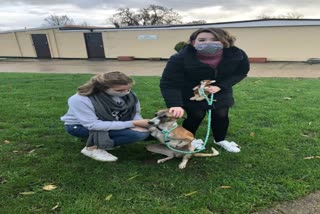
[{"x1": 0, "y1": 73, "x2": 319, "y2": 213}]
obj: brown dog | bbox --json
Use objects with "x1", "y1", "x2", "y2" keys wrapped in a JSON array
[
  {"x1": 146, "y1": 109, "x2": 219, "y2": 169},
  {"x1": 190, "y1": 80, "x2": 216, "y2": 101}
]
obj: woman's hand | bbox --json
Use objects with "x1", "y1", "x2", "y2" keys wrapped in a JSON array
[
  {"x1": 132, "y1": 119, "x2": 150, "y2": 128},
  {"x1": 205, "y1": 86, "x2": 221, "y2": 93},
  {"x1": 169, "y1": 107, "x2": 184, "y2": 118}
]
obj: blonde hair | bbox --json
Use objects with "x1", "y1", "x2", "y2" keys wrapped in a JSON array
[
  {"x1": 189, "y1": 28, "x2": 236, "y2": 48},
  {"x1": 77, "y1": 71, "x2": 134, "y2": 96}
]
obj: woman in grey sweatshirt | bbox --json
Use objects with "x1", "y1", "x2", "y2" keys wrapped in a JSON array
[{"x1": 61, "y1": 71, "x2": 149, "y2": 162}]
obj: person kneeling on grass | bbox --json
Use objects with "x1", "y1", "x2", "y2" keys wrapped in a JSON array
[{"x1": 61, "y1": 71, "x2": 150, "y2": 162}]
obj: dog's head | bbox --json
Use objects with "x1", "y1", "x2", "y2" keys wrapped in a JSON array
[{"x1": 148, "y1": 109, "x2": 176, "y2": 126}]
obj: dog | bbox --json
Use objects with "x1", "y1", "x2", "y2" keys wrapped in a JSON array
[
  {"x1": 146, "y1": 109, "x2": 219, "y2": 169},
  {"x1": 190, "y1": 80, "x2": 216, "y2": 101}
]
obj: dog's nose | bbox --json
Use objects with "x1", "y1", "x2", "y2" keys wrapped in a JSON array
[{"x1": 148, "y1": 121, "x2": 154, "y2": 125}]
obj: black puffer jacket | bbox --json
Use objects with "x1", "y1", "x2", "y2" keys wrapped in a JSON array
[{"x1": 160, "y1": 44, "x2": 250, "y2": 110}]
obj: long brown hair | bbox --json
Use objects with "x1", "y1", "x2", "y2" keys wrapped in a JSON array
[
  {"x1": 188, "y1": 28, "x2": 236, "y2": 48},
  {"x1": 77, "y1": 71, "x2": 134, "y2": 96}
]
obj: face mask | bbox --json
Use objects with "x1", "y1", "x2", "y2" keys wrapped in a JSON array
[
  {"x1": 105, "y1": 89, "x2": 130, "y2": 97},
  {"x1": 194, "y1": 43, "x2": 223, "y2": 55}
]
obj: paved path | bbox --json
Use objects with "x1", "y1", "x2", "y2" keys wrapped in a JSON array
[
  {"x1": 254, "y1": 191, "x2": 320, "y2": 214},
  {"x1": 0, "y1": 59, "x2": 320, "y2": 78}
]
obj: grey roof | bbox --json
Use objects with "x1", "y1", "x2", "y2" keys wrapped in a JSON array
[
  {"x1": 94, "y1": 19, "x2": 320, "y2": 32},
  {"x1": 1, "y1": 19, "x2": 320, "y2": 34}
]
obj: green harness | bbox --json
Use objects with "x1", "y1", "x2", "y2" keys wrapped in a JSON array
[{"x1": 162, "y1": 88, "x2": 214, "y2": 154}]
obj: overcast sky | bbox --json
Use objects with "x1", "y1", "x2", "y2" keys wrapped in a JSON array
[{"x1": 0, "y1": 0, "x2": 319, "y2": 31}]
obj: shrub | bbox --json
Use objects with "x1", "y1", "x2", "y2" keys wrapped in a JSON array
[{"x1": 174, "y1": 41, "x2": 187, "y2": 52}]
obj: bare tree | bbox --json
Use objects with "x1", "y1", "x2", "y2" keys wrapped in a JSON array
[
  {"x1": 108, "y1": 4, "x2": 182, "y2": 27},
  {"x1": 257, "y1": 12, "x2": 304, "y2": 19},
  {"x1": 185, "y1": 20, "x2": 207, "y2": 24},
  {"x1": 43, "y1": 15, "x2": 74, "y2": 26},
  {"x1": 109, "y1": 8, "x2": 140, "y2": 27},
  {"x1": 79, "y1": 21, "x2": 89, "y2": 26}
]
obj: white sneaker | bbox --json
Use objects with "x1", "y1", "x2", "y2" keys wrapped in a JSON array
[
  {"x1": 81, "y1": 147, "x2": 118, "y2": 162},
  {"x1": 214, "y1": 140, "x2": 241, "y2": 153}
]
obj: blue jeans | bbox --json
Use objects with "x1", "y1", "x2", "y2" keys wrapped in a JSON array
[{"x1": 64, "y1": 124, "x2": 150, "y2": 147}]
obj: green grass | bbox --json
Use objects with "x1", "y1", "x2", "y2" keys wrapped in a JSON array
[{"x1": 0, "y1": 73, "x2": 319, "y2": 213}]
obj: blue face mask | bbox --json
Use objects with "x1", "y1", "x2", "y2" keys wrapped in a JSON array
[{"x1": 194, "y1": 43, "x2": 223, "y2": 55}]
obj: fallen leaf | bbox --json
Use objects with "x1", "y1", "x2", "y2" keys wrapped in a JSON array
[
  {"x1": 105, "y1": 194, "x2": 113, "y2": 201},
  {"x1": 28, "y1": 149, "x2": 36, "y2": 154},
  {"x1": 220, "y1": 186, "x2": 232, "y2": 189},
  {"x1": 301, "y1": 134, "x2": 310, "y2": 137},
  {"x1": 182, "y1": 191, "x2": 198, "y2": 197},
  {"x1": 19, "y1": 191, "x2": 35, "y2": 195},
  {"x1": 304, "y1": 156, "x2": 314, "y2": 159},
  {"x1": 42, "y1": 184, "x2": 57, "y2": 191},
  {"x1": 12, "y1": 150, "x2": 19, "y2": 153},
  {"x1": 127, "y1": 175, "x2": 139, "y2": 181},
  {"x1": 3, "y1": 140, "x2": 10, "y2": 144},
  {"x1": 250, "y1": 132, "x2": 255, "y2": 137},
  {"x1": 51, "y1": 203, "x2": 59, "y2": 211},
  {"x1": 303, "y1": 156, "x2": 320, "y2": 160},
  {"x1": 283, "y1": 97, "x2": 292, "y2": 100}
]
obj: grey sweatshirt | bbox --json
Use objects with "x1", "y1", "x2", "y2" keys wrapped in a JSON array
[{"x1": 60, "y1": 94, "x2": 143, "y2": 131}]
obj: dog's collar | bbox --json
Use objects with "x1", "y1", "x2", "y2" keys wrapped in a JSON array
[{"x1": 156, "y1": 122, "x2": 178, "y2": 133}]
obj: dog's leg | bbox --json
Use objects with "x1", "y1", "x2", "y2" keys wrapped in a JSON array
[
  {"x1": 195, "y1": 96, "x2": 205, "y2": 101},
  {"x1": 190, "y1": 94, "x2": 200, "y2": 101},
  {"x1": 193, "y1": 147, "x2": 220, "y2": 157},
  {"x1": 157, "y1": 156, "x2": 175, "y2": 164},
  {"x1": 146, "y1": 144, "x2": 176, "y2": 164},
  {"x1": 179, "y1": 154, "x2": 192, "y2": 169}
]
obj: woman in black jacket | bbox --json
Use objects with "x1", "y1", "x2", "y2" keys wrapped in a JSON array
[{"x1": 160, "y1": 28, "x2": 250, "y2": 153}]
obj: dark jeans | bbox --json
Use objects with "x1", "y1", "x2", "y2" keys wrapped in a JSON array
[
  {"x1": 182, "y1": 108, "x2": 229, "y2": 142},
  {"x1": 64, "y1": 125, "x2": 150, "y2": 147}
]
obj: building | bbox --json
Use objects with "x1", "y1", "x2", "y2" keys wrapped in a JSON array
[{"x1": 0, "y1": 19, "x2": 319, "y2": 62}]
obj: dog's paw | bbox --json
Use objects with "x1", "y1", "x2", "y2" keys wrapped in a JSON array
[
  {"x1": 178, "y1": 162, "x2": 187, "y2": 169},
  {"x1": 157, "y1": 159, "x2": 165, "y2": 164},
  {"x1": 195, "y1": 97, "x2": 205, "y2": 101}
]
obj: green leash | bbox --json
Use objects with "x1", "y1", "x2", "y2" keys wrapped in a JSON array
[{"x1": 162, "y1": 88, "x2": 214, "y2": 154}]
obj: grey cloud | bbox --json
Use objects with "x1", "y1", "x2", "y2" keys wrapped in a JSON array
[{"x1": 4, "y1": 0, "x2": 320, "y2": 10}]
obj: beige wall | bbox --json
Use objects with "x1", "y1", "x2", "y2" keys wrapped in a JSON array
[
  {"x1": 1, "y1": 25, "x2": 320, "y2": 61},
  {"x1": 53, "y1": 29, "x2": 87, "y2": 58},
  {"x1": 227, "y1": 26, "x2": 320, "y2": 61},
  {"x1": 0, "y1": 33, "x2": 22, "y2": 57},
  {"x1": 103, "y1": 29, "x2": 195, "y2": 58}
]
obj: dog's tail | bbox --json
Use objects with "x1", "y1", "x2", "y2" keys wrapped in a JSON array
[{"x1": 193, "y1": 147, "x2": 219, "y2": 157}]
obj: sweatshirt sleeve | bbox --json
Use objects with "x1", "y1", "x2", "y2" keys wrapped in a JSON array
[
  {"x1": 215, "y1": 49, "x2": 250, "y2": 90},
  {"x1": 160, "y1": 53, "x2": 185, "y2": 108},
  {"x1": 68, "y1": 95, "x2": 134, "y2": 131},
  {"x1": 133, "y1": 100, "x2": 143, "y2": 120}
]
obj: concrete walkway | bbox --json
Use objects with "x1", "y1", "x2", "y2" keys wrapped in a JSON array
[{"x1": 0, "y1": 58, "x2": 320, "y2": 78}]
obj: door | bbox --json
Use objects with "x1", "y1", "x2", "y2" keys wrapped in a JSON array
[
  {"x1": 84, "y1": 33, "x2": 105, "y2": 58},
  {"x1": 31, "y1": 34, "x2": 51, "y2": 58}
]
